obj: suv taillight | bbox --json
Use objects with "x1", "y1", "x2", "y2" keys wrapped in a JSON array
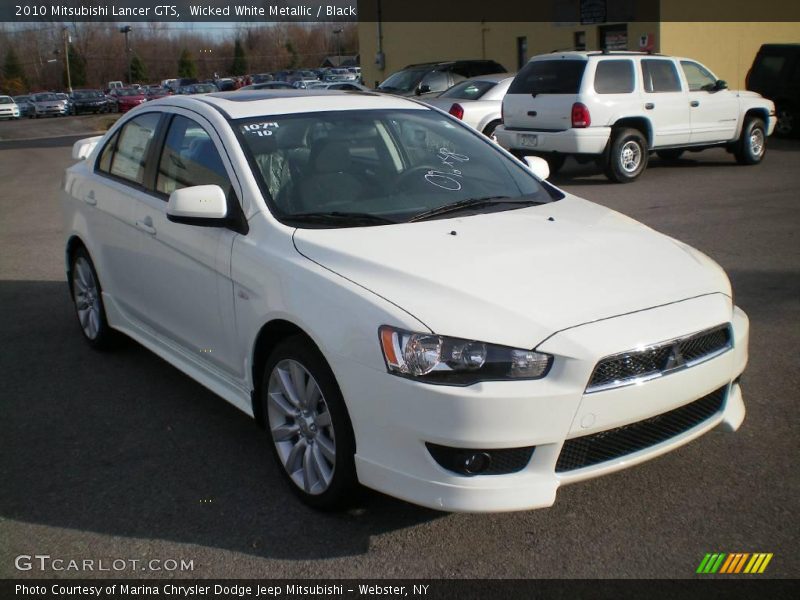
[
  {"x1": 449, "y1": 103, "x2": 464, "y2": 120},
  {"x1": 571, "y1": 102, "x2": 591, "y2": 128}
]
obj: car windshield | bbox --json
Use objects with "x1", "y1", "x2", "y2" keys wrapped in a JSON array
[
  {"x1": 236, "y1": 109, "x2": 559, "y2": 228},
  {"x1": 440, "y1": 79, "x2": 497, "y2": 100},
  {"x1": 117, "y1": 89, "x2": 141, "y2": 96},
  {"x1": 35, "y1": 93, "x2": 59, "y2": 101},
  {"x1": 194, "y1": 84, "x2": 217, "y2": 93},
  {"x1": 13, "y1": 96, "x2": 29, "y2": 102},
  {"x1": 73, "y1": 91, "x2": 99, "y2": 99},
  {"x1": 0, "y1": 96, "x2": 12, "y2": 104},
  {"x1": 378, "y1": 69, "x2": 427, "y2": 92}
]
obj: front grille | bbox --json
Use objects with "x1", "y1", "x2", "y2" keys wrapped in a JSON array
[
  {"x1": 426, "y1": 443, "x2": 535, "y2": 476},
  {"x1": 586, "y1": 324, "x2": 732, "y2": 392},
  {"x1": 555, "y1": 386, "x2": 726, "y2": 473}
]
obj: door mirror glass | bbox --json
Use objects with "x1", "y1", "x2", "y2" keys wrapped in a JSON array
[{"x1": 167, "y1": 185, "x2": 227, "y2": 223}]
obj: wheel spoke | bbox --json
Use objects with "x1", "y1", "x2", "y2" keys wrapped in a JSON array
[
  {"x1": 316, "y1": 409, "x2": 331, "y2": 428},
  {"x1": 285, "y1": 438, "x2": 307, "y2": 474},
  {"x1": 271, "y1": 422, "x2": 299, "y2": 442},
  {"x1": 288, "y1": 362, "x2": 307, "y2": 407},
  {"x1": 267, "y1": 391, "x2": 296, "y2": 417},
  {"x1": 316, "y1": 433, "x2": 336, "y2": 463},
  {"x1": 302, "y1": 445, "x2": 316, "y2": 493},
  {"x1": 311, "y1": 443, "x2": 333, "y2": 484},
  {"x1": 276, "y1": 368, "x2": 303, "y2": 409}
]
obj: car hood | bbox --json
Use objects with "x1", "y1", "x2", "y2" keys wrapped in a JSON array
[{"x1": 292, "y1": 195, "x2": 731, "y2": 349}]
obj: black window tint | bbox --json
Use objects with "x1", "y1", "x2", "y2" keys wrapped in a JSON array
[
  {"x1": 641, "y1": 59, "x2": 682, "y2": 93},
  {"x1": 108, "y1": 113, "x2": 160, "y2": 185},
  {"x1": 509, "y1": 60, "x2": 587, "y2": 94},
  {"x1": 96, "y1": 132, "x2": 119, "y2": 174},
  {"x1": 156, "y1": 115, "x2": 232, "y2": 197},
  {"x1": 440, "y1": 79, "x2": 496, "y2": 100},
  {"x1": 594, "y1": 60, "x2": 635, "y2": 94}
]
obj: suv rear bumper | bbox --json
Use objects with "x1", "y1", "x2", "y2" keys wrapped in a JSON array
[{"x1": 495, "y1": 125, "x2": 611, "y2": 155}]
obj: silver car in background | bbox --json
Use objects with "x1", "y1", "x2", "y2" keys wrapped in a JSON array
[
  {"x1": 423, "y1": 72, "x2": 514, "y2": 138},
  {"x1": 30, "y1": 92, "x2": 68, "y2": 118}
]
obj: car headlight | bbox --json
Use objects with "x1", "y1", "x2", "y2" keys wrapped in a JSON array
[{"x1": 379, "y1": 326, "x2": 552, "y2": 385}]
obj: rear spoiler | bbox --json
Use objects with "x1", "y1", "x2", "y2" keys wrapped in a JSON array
[{"x1": 72, "y1": 135, "x2": 103, "y2": 160}]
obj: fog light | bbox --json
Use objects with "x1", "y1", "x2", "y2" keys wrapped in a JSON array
[{"x1": 463, "y1": 452, "x2": 491, "y2": 474}]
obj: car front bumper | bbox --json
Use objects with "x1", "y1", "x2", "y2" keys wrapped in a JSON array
[
  {"x1": 332, "y1": 294, "x2": 747, "y2": 512},
  {"x1": 495, "y1": 125, "x2": 611, "y2": 156}
]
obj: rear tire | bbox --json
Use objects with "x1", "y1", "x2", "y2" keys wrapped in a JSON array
[
  {"x1": 261, "y1": 336, "x2": 358, "y2": 510},
  {"x1": 545, "y1": 154, "x2": 566, "y2": 175},
  {"x1": 774, "y1": 106, "x2": 795, "y2": 138},
  {"x1": 734, "y1": 117, "x2": 766, "y2": 165},
  {"x1": 604, "y1": 127, "x2": 648, "y2": 183},
  {"x1": 482, "y1": 119, "x2": 501, "y2": 140}
]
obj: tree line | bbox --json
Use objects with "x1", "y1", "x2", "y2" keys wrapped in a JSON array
[{"x1": 0, "y1": 22, "x2": 357, "y2": 93}]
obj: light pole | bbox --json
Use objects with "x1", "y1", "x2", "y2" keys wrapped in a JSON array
[
  {"x1": 332, "y1": 28, "x2": 343, "y2": 66},
  {"x1": 119, "y1": 26, "x2": 132, "y2": 84},
  {"x1": 62, "y1": 27, "x2": 72, "y2": 92}
]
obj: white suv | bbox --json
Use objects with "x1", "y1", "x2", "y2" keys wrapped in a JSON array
[{"x1": 495, "y1": 51, "x2": 777, "y2": 182}]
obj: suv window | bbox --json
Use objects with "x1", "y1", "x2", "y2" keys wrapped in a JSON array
[
  {"x1": 680, "y1": 61, "x2": 717, "y2": 92},
  {"x1": 641, "y1": 59, "x2": 682, "y2": 93},
  {"x1": 102, "y1": 113, "x2": 160, "y2": 185},
  {"x1": 156, "y1": 115, "x2": 233, "y2": 197},
  {"x1": 509, "y1": 60, "x2": 587, "y2": 95},
  {"x1": 594, "y1": 60, "x2": 635, "y2": 94},
  {"x1": 419, "y1": 71, "x2": 450, "y2": 93}
]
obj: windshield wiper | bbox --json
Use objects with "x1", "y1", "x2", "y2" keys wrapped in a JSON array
[
  {"x1": 409, "y1": 196, "x2": 543, "y2": 223},
  {"x1": 285, "y1": 211, "x2": 398, "y2": 226}
]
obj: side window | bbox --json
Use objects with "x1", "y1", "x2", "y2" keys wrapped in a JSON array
[
  {"x1": 680, "y1": 61, "x2": 717, "y2": 92},
  {"x1": 420, "y1": 71, "x2": 449, "y2": 93},
  {"x1": 108, "y1": 113, "x2": 161, "y2": 185},
  {"x1": 156, "y1": 115, "x2": 233, "y2": 198},
  {"x1": 641, "y1": 59, "x2": 682, "y2": 93},
  {"x1": 594, "y1": 60, "x2": 635, "y2": 94},
  {"x1": 96, "y1": 132, "x2": 119, "y2": 174}
]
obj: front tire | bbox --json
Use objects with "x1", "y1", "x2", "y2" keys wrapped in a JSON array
[
  {"x1": 604, "y1": 127, "x2": 648, "y2": 182},
  {"x1": 261, "y1": 336, "x2": 358, "y2": 510},
  {"x1": 734, "y1": 117, "x2": 766, "y2": 165},
  {"x1": 69, "y1": 248, "x2": 117, "y2": 350}
]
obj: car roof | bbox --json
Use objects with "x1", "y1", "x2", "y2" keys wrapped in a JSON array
[
  {"x1": 459, "y1": 72, "x2": 514, "y2": 83},
  {"x1": 530, "y1": 51, "x2": 665, "y2": 62},
  {"x1": 146, "y1": 90, "x2": 426, "y2": 119}
]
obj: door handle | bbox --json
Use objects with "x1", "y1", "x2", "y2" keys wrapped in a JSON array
[
  {"x1": 135, "y1": 217, "x2": 156, "y2": 235},
  {"x1": 84, "y1": 190, "x2": 97, "y2": 206},
  {"x1": 644, "y1": 103, "x2": 654, "y2": 110},
  {"x1": 690, "y1": 100, "x2": 700, "y2": 107}
]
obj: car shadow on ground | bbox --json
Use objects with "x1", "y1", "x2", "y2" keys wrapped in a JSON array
[{"x1": 0, "y1": 280, "x2": 442, "y2": 561}]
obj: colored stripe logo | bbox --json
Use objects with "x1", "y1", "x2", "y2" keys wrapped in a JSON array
[{"x1": 696, "y1": 553, "x2": 773, "y2": 574}]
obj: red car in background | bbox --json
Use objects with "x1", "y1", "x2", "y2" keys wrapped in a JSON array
[{"x1": 109, "y1": 88, "x2": 147, "y2": 113}]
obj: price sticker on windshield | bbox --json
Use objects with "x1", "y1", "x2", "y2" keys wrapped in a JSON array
[{"x1": 241, "y1": 122, "x2": 279, "y2": 136}]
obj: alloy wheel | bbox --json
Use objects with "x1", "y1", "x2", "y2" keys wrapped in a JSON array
[
  {"x1": 267, "y1": 359, "x2": 336, "y2": 495},
  {"x1": 72, "y1": 256, "x2": 102, "y2": 340}
]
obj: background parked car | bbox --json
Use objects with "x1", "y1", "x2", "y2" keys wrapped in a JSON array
[
  {"x1": 0, "y1": 95, "x2": 20, "y2": 119},
  {"x1": 323, "y1": 68, "x2": 358, "y2": 83},
  {"x1": 29, "y1": 92, "x2": 68, "y2": 118},
  {"x1": 238, "y1": 82, "x2": 296, "y2": 90},
  {"x1": 251, "y1": 73, "x2": 274, "y2": 84},
  {"x1": 111, "y1": 88, "x2": 147, "y2": 112},
  {"x1": 423, "y1": 72, "x2": 514, "y2": 138},
  {"x1": 307, "y1": 81, "x2": 371, "y2": 91},
  {"x1": 68, "y1": 90, "x2": 110, "y2": 115},
  {"x1": 12, "y1": 95, "x2": 32, "y2": 117},
  {"x1": 746, "y1": 44, "x2": 800, "y2": 137},
  {"x1": 377, "y1": 60, "x2": 507, "y2": 97},
  {"x1": 188, "y1": 83, "x2": 219, "y2": 94}
]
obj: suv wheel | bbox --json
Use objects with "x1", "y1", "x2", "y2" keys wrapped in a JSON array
[
  {"x1": 774, "y1": 106, "x2": 795, "y2": 138},
  {"x1": 262, "y1": 336, "x2": 358, "y2": 510},
  {"x1": 734, "y1": 117, "x2": 766, "y2": 165},
  {"x1": 482, "y1": 119, "x2": 501, "y2": 140},
  {"x1": 605, "y1": 128, "x2": 648, "y2": 183}
]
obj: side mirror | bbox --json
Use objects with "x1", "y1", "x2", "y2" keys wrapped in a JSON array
[
  {"x1": 523, "y1": 155, "x2": 550, "y2": 180},
  {"x1": 166, "y1": 185, "x2": 228, "y2": 225},
  {"x1": 714, "y1": 79, "x2": 728, "y2": 91},
  {"x1": 72, "y1": 135, "x2": 103, "y2": 160},
  {"x1": 416, "y1": 84, "x2": 431, "y2": 96}
]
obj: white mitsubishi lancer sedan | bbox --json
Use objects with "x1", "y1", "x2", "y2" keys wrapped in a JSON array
[{"x1": 62, "y1": 90, "x2": 748, "y2": 512}]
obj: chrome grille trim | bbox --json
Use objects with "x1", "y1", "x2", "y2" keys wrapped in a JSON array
[{"x1": 585, "y1": 324, "x2": 732, "y2": 393}]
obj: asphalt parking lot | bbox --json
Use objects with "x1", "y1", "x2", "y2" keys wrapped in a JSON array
[{"x1": 0, "y1": 118, "x2": 798, "y2": 579}]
